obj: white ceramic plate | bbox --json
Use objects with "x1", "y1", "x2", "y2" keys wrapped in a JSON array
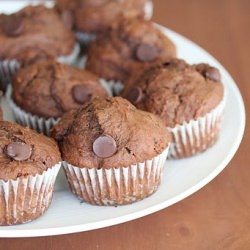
[{"x1": 0, "y1": 2, "x2": 245, "y2": 238}]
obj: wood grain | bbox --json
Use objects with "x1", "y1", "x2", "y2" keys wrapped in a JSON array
[{"x1": 1, "y1": 0, "x2": 250, "y2": 249}]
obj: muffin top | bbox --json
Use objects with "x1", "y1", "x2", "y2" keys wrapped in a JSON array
[
  {"x1": 56, "y1": 0, "x2": 150, "y2": 33},
  {"x1": 12, "y1": 60, "x2": 109, "y2": 119},
  {"x1": 0, "y1": 121, "x2": 61, "y2": 181},
  {"x1": 86, "y1": 17, "x2": 176, "y2": 82},
  {"x1": 52, "y1": 97, "x2": 171, "y2": 168},
  {"x1": 0, "y1": 5, "x2": 75, "y2": 65},
  {"x1": 123, "y1": 59, "x2": 224, "y2": 127}
]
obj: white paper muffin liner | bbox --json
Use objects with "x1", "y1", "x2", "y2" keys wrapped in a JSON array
[
  {"x1": 56, "y1": 42, "x2": 81, "y2": 66},
  {"x1": 9, "y1": 99, "x2": 59, "y2": 136},
  {"x1": 144, "y1": 0, "x2": 154, "y2": 20},
  {"x1": 76, "y1": 55, "x2": 88, "y2": 69},
  {"x1": 0, "y1": 43, "x2": 80, "y2": 94},
  {"x1": 0, "y1": 59, "x2": 20, "y2": 94},
  {"x1": 99, "y1": 79, "x2": 124, "y2": 96},
  {"x1": 63, "y1": 146, "x2": 169, "y2": 206},
  {"x1": 76, "y1": 32, "x2": 96, "y2": 48},
  {"x1": 0, "y1": 163, "x2": 61, "y2": 226},
  {"x1": 99, "y1": 79, "x2": 113, "y2": 97},
  {"x1": 168, "y1": 96, "x2": 226, "y2": 159}
]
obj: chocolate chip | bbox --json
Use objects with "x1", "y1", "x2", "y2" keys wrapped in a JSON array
[
  {"x1": 204, "y1": 67, "x2": 221, "y2": 82},
  {"x1": 72, "y1": 85, "x2": 92, "y2": 104},
  {"x1": 6, "y1": 142, "x2": 32, "y2": 161},
  {"x1": 127, "y1": 87, "x2": 143, "y2": 104},
  {"x1": 61, "y1": 10, "x2": 73, "y2": 30},
  {"x1": 93, "y1": 135, "x2": 117, "y2": 158},
  {"x1": 3, "y1": 15, "x2": 23, "y2": 37},
  {"x1": 136, "y1": 44, "x2": 157, "y2": 62}
]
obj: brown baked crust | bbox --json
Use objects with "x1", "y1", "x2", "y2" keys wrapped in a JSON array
[
  {"x1": 55, "y1": 0, "x2": 150, "y2": 33},
  {"x1": 122, "y1": 59, "x2": 224, "y2": 127},
  {"x1": 86, "y1": 17, "x2": 176, "y2": 82},
  {"x1": 52, "y1": 97, "x2": 171, "y2": 168},
  {"x1": 0, "y1": 121, "x2": 61, "y2": 181},
  {"x1": 12, "y1": 60, "x2": 108, "y2": 119},
  {"x1": 0, "y1": 5, "x2": 75, "y2": 65}
]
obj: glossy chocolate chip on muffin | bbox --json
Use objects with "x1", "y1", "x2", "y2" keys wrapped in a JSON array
[
  {"x1": 85, "y1": 17, "x2": 176, "y2": 95},
  {"x1": 0, "y1": 121, "x2": 61, "y2": 225},
  {"x1": 52, "y1": 97, "x2": 171, "y2": 205},
  {"x1": 55, "y1": 0, "x2": 152, "y2": 34},
  {"x1": 123, "y1": 59, "x2": 225, "y2": 158},
  {"x1": 10, "y1": 60, "x2": 109, "y2": 135},
  {"x1": 86, "y1": 17, "x2": 176, "y2": 84}
]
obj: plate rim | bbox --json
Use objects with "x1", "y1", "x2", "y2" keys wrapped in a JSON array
[{"x1": 0, "y1": 25, "x2": 245, "y2": 237}]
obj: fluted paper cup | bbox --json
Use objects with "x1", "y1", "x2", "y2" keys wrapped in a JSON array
[
  {"x1": 0, "y1": 59, "x2": 20, "y2": 94},
  {"x1": 144, "y1": 0, "x2": 153, "y2": 20},
  {"x1": 76, "y1": 32, "x2": 96, "y2": 49},
  {"x1": 63, "y1": 146, "x2": 169, "y2": 206},
  {"x1": 168, "y1": 97, "x2": 226, "y2": 159},
  {"x1": 0, "y1": 43, "x2": 80, "y2": 94},
  {"x1": 9, "y1": 99, "x2": 59, "y2": 136},
  {"x1": 0, "y1": 163, "x2": 61, "y2": 226},
  {"x1": 99, "y1": 79, "x2": 124, "y2": 97},
  {"x1": 99, "y1": 79, "x2": 113, "y2": 97},
  {"x1": 56, "y1": 43, "x2": 80, "y2": 66}
]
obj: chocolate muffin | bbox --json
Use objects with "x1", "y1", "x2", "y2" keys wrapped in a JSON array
[
  {"x1": 10, "y1": 60, "x2": 109, "y2": 135},
  {"x1": 52, "y1": 97, "x2": 171, "y2": 205},
  {"x1": 0, "y1": 121, "x2": 61, "y2": 225},
  {"x1": 55, "y1": 0, "x2": 152, "y2": 34},
  {"x1": 123, "y1": 59, "x2": 225, "y2": 158},
  {"x1": 0, "y1": 5, "x2": 78, "y2": 93},
  {"x1": 0, "y1": 5, "x2": 76, "y2": 64},
  {"x1": 86, "y1": 17, "x2": 176, "y2": 94}
]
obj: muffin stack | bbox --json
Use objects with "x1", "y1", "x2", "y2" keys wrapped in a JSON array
[{"x1": 0, "y1": 1, "x2": 225, "y2": 226}]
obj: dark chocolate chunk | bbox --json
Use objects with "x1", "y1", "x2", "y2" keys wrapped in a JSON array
[
  {"x1": 3, "y1": 15, "x2": 23, "y2": 37},
  {"x1": 93, "y1": 135, "x2": 117, "y2": 158},
  {"x1": 6, "y1": 142, "x2": 32, "y2": 161},
  {"x1": 127, "y1": 87, "x2": 143, "y2": 104},
  {"x1": 72, "y1": 85, "x2": 92, "y2": 104},
  {"x1": 136, "y1": 44, "x2": 157, "y2": 62},
  {"x1": 204, "y1": 67, "x2": 221, "y2": 82}
]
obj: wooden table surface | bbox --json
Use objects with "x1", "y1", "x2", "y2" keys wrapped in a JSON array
[{"x1": 1, "y1": 0, "x2": 249, "y2": 249}]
